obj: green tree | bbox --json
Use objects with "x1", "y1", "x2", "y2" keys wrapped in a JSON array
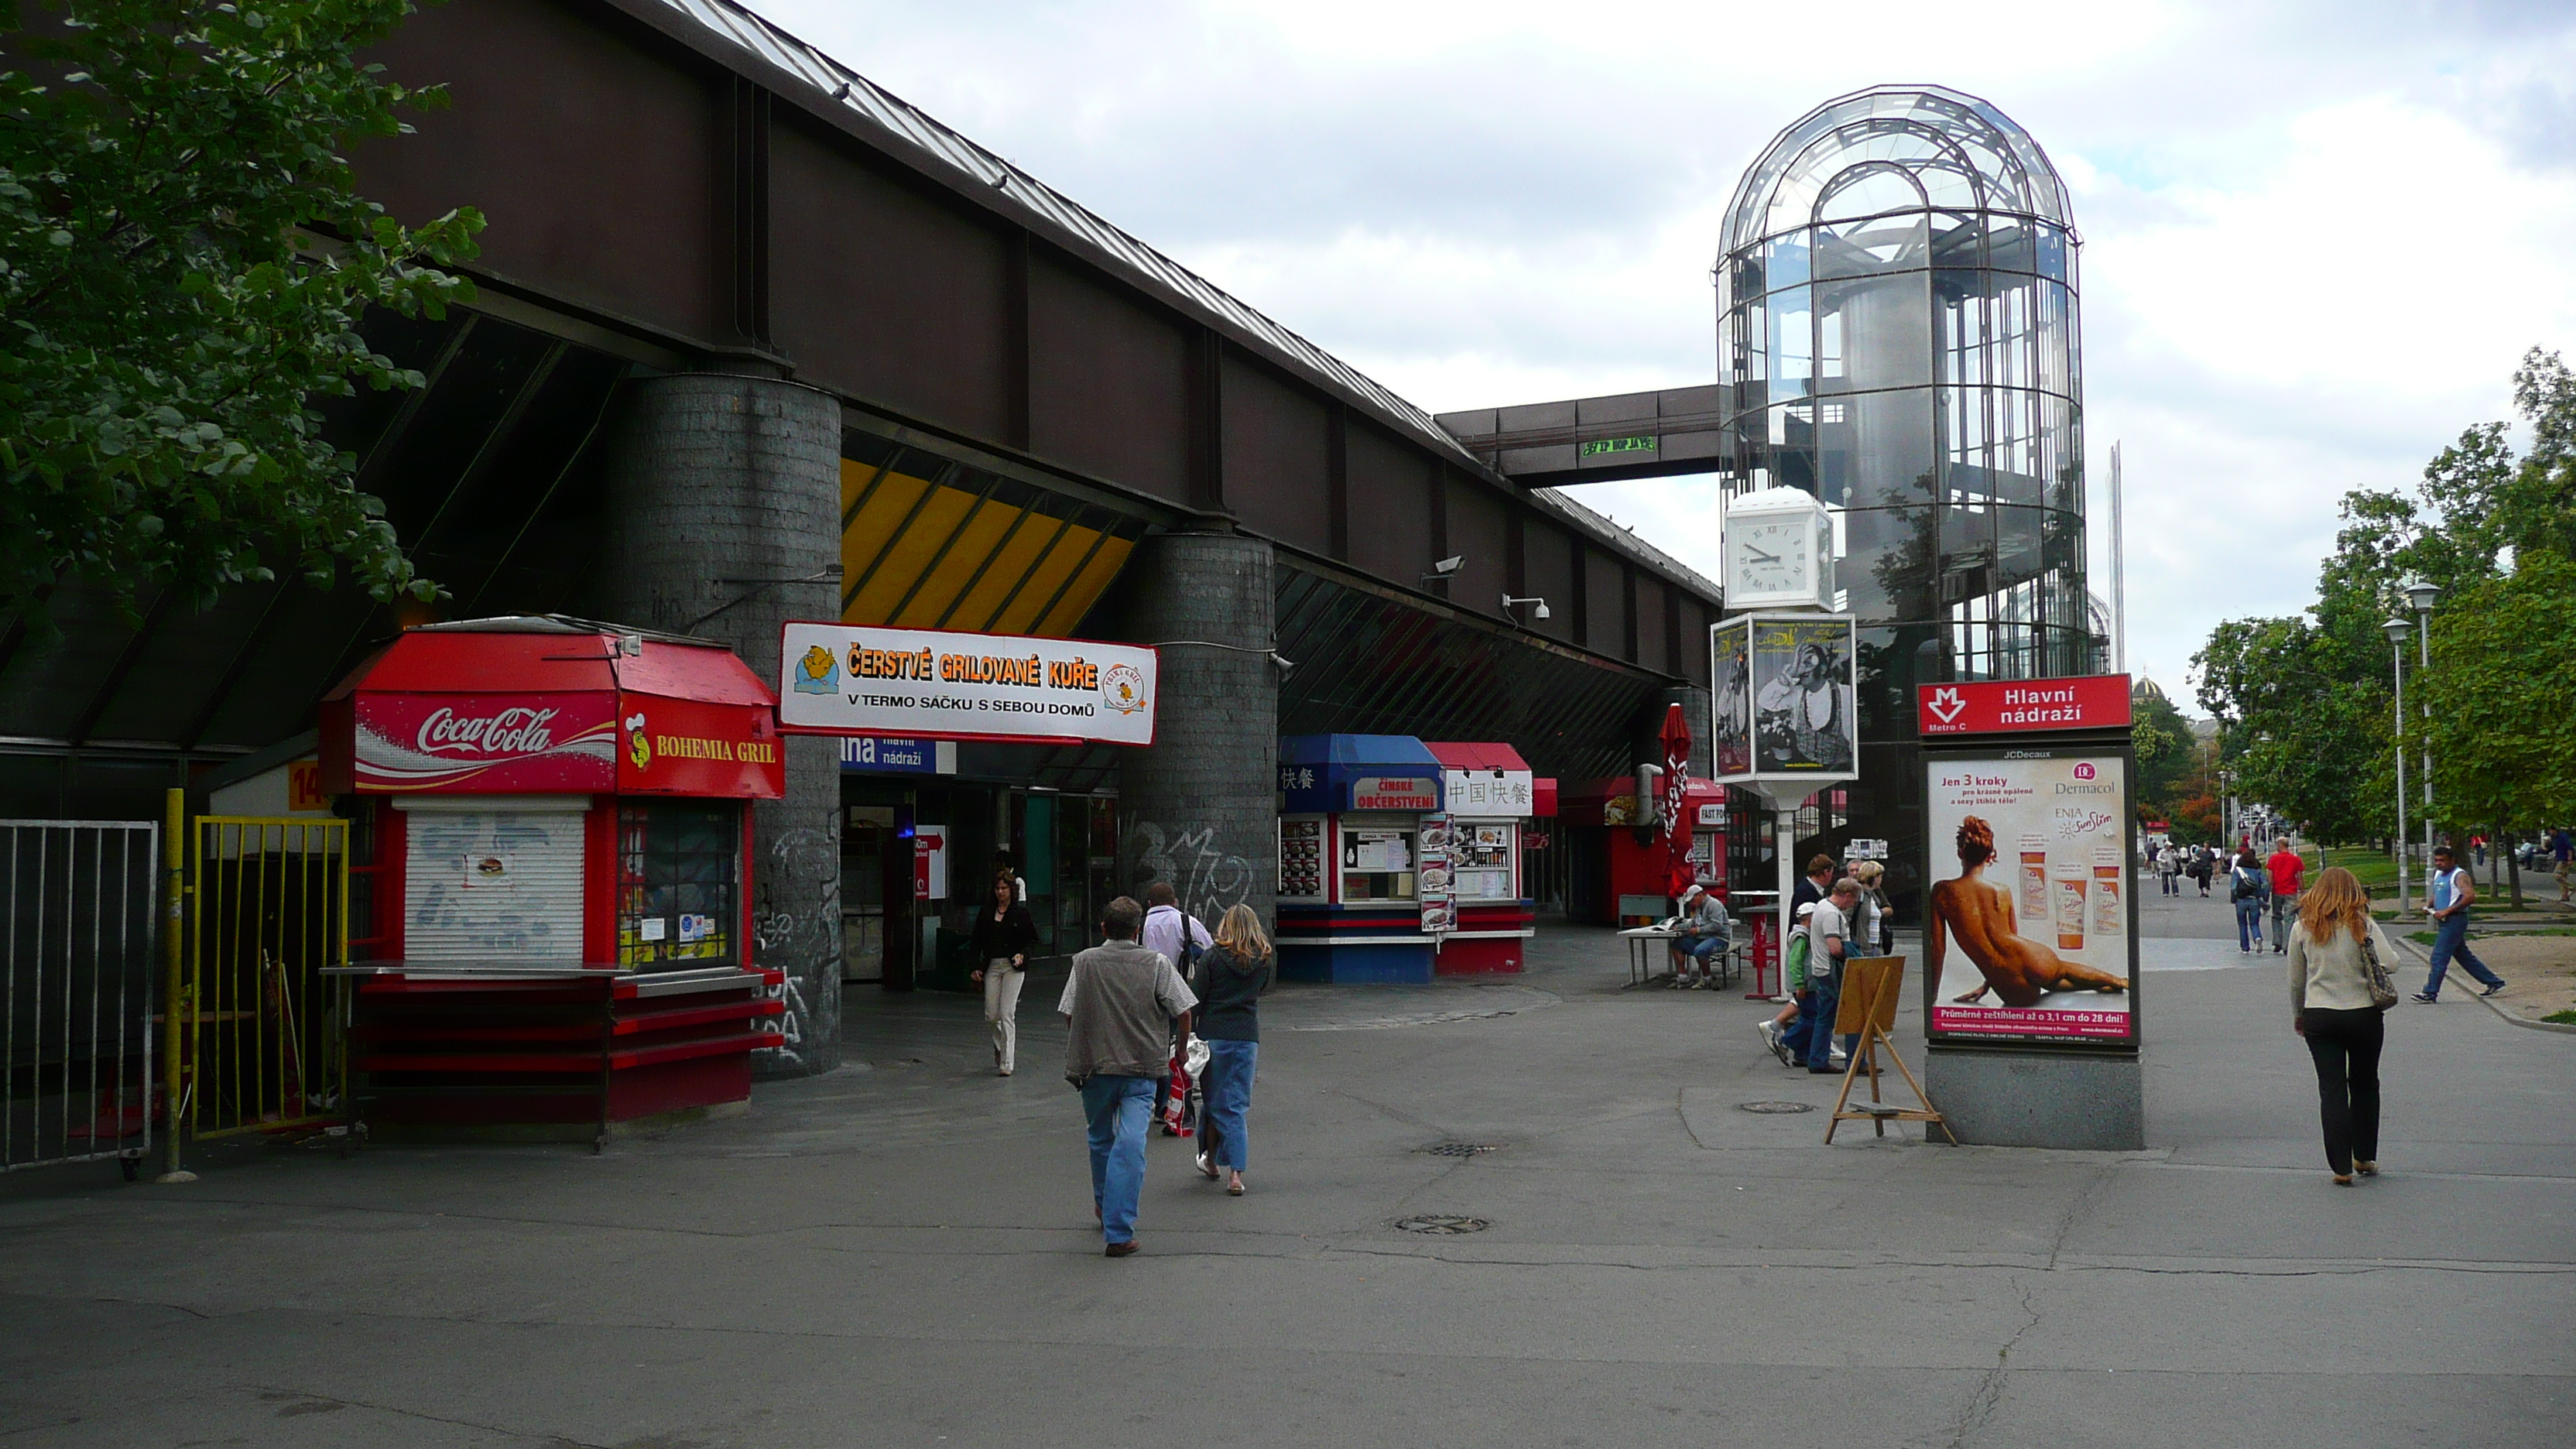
[
  {"x1": 0, "y1": 0, "x2": 479, "y2": 629},
  {"x1": 2420, "y1": 550, "x2": 2576, "y2": 839},
  {"x1": 2193, "y1": 614, "x2": 2389, "y2": 844},
  {"x1": 2194, "y1": 348, "x2": 2576, "y2": 847}
]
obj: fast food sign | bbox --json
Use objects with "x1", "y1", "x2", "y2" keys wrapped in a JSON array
[{"x1": 776, "y1": 623, "x2": 1158, "y2": 746}]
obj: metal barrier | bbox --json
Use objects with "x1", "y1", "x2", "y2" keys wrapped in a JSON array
[
  {"x1": 187, "y1": 818, "x2": 348, "y2": 1140},
  {"x1": 2, "y1": 820, "x2": 159, "y2": 1176}
]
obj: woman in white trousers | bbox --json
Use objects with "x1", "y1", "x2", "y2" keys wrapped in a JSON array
[{"x1": 968, "y1": 872, "x2": 1039, "y2": 1075}]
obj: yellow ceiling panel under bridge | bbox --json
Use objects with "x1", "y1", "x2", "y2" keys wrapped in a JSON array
[{"x1": 838, "y1": 450, "x2": 1142, "y2": 637}]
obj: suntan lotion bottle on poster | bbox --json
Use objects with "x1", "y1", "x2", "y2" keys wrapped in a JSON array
[
  {"x1": 2018, "y1": 834, "x2": 2050, "y2": 922},
  {"x1": 2053, "y1": 861, "x2": 2088, "y2": 951},
  {"x1": 2092, "y1": 845, "x2": 2123, "y2": 936}
]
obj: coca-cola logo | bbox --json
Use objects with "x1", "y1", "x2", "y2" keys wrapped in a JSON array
[{"x1": 416, "y1": 706, "x2": 561, "y2": 758}]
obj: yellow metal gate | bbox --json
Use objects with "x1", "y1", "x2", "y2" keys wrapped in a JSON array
[{"x1": 184, "y1": 818, "x2": 348, "y2": 1139}]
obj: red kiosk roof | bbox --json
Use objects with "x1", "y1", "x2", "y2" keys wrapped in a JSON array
[
  {"x1": 1423, "y1": 742, "x2": 1533, "y2": 772},
  {"x1": 320, "y1": 618, "x2": 783, "y2": 798}
]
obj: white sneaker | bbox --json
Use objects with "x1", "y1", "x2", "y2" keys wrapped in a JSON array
[
  {"x1": 1759, "y1": 1020, "x2": 1783, "y2": 1055},
  {"x1": 1829, "y1": 1050, "x2": 1848, "y2": 1068}
]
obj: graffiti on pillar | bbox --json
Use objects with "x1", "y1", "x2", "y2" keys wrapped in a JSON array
[
  {"x1": 1128, "y1": 820, "x2": 1256, "y2": 927},
  {"x1": 755, "y1": 826, "x2": 841, "y2": 1070}
]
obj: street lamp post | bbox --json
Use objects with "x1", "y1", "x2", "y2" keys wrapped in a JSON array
[
  {"x1": 2384, "y1": 614, "x2": 2414, "y2": 916},
  {"x1": 2406, "y1": 579, "x2": 2441, "y2": 906}
]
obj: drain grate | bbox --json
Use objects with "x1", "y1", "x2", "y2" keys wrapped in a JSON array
[
  {"x1": 1394, "y1": 1214, "x2": 1490, "y2": 1235},
  {"x1": 1416, "y1": 1141, "x2": 1504, "y2": 1158},
  {"x1": 1737, "y1": 1101, "x2": 1815, "y2": 1114}
]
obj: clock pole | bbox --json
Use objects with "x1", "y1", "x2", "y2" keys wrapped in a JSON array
[{"x1": 1713, "y1": 488, "x2": 1854, "y2": 1016}]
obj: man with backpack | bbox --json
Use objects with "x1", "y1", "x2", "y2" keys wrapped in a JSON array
[{"x1": 1141, "y1": 882, "x2": 1213, "y2": 1131}]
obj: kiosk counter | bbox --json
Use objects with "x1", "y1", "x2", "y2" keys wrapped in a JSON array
[
  {"x1": 1274, "y1": 735, "x2": 1444, "y2": 984},
  {"x1": 316, "y1": 617, "x2": 787, "y2": 1139}
]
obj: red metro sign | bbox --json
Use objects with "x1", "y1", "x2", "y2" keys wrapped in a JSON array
[{"x1": 1917, "y1": 675, "x2": 2133, "y2": 737}]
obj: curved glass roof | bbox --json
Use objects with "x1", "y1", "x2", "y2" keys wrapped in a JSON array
[{"x1": 1721, "y1": 85, "x2": 2073, "y2": 256}]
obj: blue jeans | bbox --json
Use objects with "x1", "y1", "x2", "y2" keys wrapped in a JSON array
[
  {"x1": 1201, "y1": 1039, "x2": 1257, "y2": 1172},
  {"x1": 1780, "y1": 987, "x2": 1818, "y2": 1060},
  {"x1": 2235, "y1": 899, "x2": 2264, "y2": 951},
  {"x1": 1080, "y1": 1074, "x2": 1156, "y2": 1244},
  {"x1": 1805, "y1": 971, "x2": 1842, "y2": 1069},
  {"x1": 2423, "y1": 913, "x2": 2503, "y2": 998}
]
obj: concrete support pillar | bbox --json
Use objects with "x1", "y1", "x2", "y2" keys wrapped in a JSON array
[
  {"x1": 1114, "y1": 526, "x2": 1277, "y2": 934},
  {"x1": 597, "y1": 372, "x2": 843, "y2": 1076}
]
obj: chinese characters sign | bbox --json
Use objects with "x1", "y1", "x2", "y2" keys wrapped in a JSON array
[{"x1": 1440, "y1": 769, "x2": 1533, "y2": 816}]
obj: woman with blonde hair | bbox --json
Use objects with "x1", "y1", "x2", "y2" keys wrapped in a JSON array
[
  {"x1": 1190, "y1": 903, "x2": 1274, "y2": 1195},
  {"x1": 1851, "y1": 858, "x2": 1892, "y2": 956},
  {"x1": 2287, "y1": 866, "x2": 2396, "y2": 1185}
]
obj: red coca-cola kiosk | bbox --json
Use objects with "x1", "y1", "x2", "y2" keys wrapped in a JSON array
[{"x1": 317, "y1": 617, "x2": 786, "y2": 1140}]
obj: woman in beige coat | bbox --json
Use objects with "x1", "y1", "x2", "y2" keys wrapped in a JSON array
[{"x1": 2286, "y1": 867, "x2": 2395, "y2": 1185}]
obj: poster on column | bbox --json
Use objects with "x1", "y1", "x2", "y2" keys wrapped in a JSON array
[
  {"x1": 1923, "y1": 749, "x2": 2137, "y2": 1048},
  {"x1": 1751, "y1": 616, "x2": 1855, "y2": 774}
]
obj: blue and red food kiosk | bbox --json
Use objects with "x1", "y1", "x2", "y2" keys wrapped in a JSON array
[
  {"x1": 317, "y1": 618, "x2": 786, "y2": 1139},
  {"x1": 1274, "y1": 735, "x2": 1447, "y2": 983}
]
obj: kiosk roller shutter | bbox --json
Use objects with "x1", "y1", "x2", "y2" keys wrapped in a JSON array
[{"x1": 400, "y1": 803, "x2": 591, "y2": 964}]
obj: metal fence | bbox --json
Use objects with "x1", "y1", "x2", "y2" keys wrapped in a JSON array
[
  {"x1": 187, "y1": 818, "x2": 348, "y2": 1140},
  {"x1": 2, "y1": 820, "x2": 158, "y2": 1174}
]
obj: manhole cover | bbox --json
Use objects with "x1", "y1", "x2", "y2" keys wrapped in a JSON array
[
  {"x1": 1738, "y1": 1101, "x2": 1815, "y2": 1114},
  {"x1": 1394, "y1": 1214, "x2": 1490, "y2": 1235},
  {"x1": 1417, "y1": 1141, "x2": 1503, "y2": 1158}
]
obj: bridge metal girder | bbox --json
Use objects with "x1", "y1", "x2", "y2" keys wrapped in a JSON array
[{"x1": 1437, "y1": 384, "x2": 1732, "y2": 487}]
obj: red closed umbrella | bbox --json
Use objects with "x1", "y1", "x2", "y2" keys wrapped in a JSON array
[{"x1": 1659, "y1": 703, "x2": 1694, "y2": 899}]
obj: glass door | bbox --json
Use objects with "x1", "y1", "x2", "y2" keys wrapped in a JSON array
[{"x1": 841, "y1": 805, "x2": 895, "y2": 982}]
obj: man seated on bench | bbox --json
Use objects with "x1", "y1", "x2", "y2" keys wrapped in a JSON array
[{"x1": 1667, "y1": 884, "x2": 1732, "y2": 990}]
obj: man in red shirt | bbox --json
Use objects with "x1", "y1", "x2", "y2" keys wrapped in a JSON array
[{"x1": 2265, "y1": 836, "x2": 2306, "y2": 956}]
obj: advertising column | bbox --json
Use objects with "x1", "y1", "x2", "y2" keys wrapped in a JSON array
[{"x1": 1917, "y1": 675, "x2": 2143, "y2": 1149}]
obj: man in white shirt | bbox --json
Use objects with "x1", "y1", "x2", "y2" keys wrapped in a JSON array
[
  {"x1": 1139, "y1": 882, "x2": 1214, "y2": 1128},
  {"x1": 2414, "y1": 844, "x2": 2506, "y2": 1002},
  {"x1": 1800, "y1": 880, "x2": 1859, "y2": 1073},
  {"x1": 1140, "y1": 881, "x2": 1212, "y2": 968}
]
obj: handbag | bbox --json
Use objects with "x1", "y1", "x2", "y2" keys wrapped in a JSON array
[{"x1": 2356, "y1": 927, "x2": 2400, "y2": 1010}]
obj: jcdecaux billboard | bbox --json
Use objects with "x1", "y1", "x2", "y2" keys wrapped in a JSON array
[{"x1": 776, "y1": 622, "x2": 1159, "y2": 747}]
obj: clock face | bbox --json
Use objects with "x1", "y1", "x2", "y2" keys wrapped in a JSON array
[{"x1": 1730, "y1": 518, "x2": 1812, "y2": 599}]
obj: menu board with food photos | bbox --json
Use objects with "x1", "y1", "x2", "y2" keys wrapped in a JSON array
[
  {"x1": 1277, "y1": 816, "x2": 1325, "y2": 901},
  {"x1": 1417, "y1": 814, "x2": 1454, "y2": 933}
]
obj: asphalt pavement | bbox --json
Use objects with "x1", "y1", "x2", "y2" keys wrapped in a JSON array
[{"x1": 1, "y1": 893, "x2": 2567, "y2": 1448}]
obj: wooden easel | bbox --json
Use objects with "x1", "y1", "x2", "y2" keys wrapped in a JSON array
[{"x1": 1825, "y1": 955, "x2": 1954, "y2": 1144}]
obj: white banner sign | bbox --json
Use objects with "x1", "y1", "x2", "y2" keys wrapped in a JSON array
[
  {"x1": 1440, "y1": 769, "x2": 1533, "y2": 817},
  {"x1": 776, "y1": 623, "x2": 1159, "y2": 745}
]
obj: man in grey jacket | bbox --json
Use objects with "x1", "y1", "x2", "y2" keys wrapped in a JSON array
[{"x1": 1059, "y1": 896, "x2": 1197, "y2": 1256}]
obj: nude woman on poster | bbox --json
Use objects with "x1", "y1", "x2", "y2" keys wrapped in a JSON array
[{"x1": 1927, "y1": 815, "x2": 2129, "y2": 1008}]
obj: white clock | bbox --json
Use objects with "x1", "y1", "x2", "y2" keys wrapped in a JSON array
[{"x1": 1721, "y1": 487, "x2": 1835, "y2": 611}]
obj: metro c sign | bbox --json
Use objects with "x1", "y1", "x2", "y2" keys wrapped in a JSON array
[{"x1": 1917, "y1": 675, "x2": 2133, "y2": 736}]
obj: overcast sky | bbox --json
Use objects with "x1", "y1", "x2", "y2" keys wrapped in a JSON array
[{"x1": 745, "y1": 0, "x2": 2576, "y2": 707}]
